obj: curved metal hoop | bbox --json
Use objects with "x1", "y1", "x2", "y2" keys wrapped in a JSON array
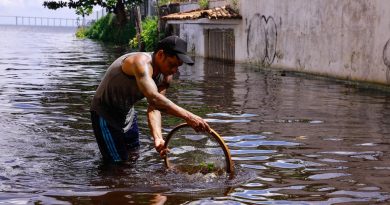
[{"x1": 163, "y1": 123, "x2": 234, "y2": 176}]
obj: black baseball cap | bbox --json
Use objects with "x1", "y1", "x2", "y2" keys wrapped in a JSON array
[{"x1": 155, "y1": 35, "x2": 194, "y2": 65}]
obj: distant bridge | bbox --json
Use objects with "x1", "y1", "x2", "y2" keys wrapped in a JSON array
[{"x1": 0, "y1": 15, "x2": 93, "y2": 27}]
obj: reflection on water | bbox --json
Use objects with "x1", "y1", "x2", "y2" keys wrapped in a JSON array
[{"x1": 1, "y1": 25, "x2": 390, "y2": 204}]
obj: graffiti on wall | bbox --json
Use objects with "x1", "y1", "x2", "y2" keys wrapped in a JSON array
[
  {"x1": 383, "y1": 39, "x2": 390, "y2": 83},
  {"x1": 247, "y1": 14, "x2": 278, "y2": 66}
]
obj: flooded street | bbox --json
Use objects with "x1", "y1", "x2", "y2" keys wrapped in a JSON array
[{"x1": 0, "y1": 25, "x2": 389, "y2": 204}]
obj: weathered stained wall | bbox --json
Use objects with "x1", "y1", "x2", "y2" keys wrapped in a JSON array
[
  {"x1": 238, "y1": 0, "x2": 390, "y2": 85},
  {"x1": 176, "y1": 0, "x2": 390, "y2": 85}
]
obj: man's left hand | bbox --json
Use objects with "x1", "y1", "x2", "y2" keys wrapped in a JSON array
[{"x1": 154, "y1": 138, "x2": 169, "y2": 158}]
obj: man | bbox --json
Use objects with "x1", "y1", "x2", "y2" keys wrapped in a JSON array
[{"x1": 90, "y1": 35, "x2": 210, "y2": 162}]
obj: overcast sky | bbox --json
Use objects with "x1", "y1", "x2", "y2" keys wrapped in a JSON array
[{"x1": 0, "y1": 0, "x2": 98, "y2": 19}]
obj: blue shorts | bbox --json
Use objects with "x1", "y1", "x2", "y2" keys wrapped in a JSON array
[{"x1": 90, "y1": 111, "x2": 140, "y2": 162}]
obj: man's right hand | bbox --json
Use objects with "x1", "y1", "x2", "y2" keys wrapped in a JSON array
[{"x1": 185, "y1": 112, "x2": 211, "y2": 133}]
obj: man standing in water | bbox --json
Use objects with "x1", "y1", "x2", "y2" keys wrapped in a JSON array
[{"x1": 90, "y1": 35, "x2": 210, "y2": 162}]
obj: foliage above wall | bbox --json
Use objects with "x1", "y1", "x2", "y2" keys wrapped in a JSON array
[
  {"x1": 77, "y1": 13, "x2": 136, "y2": 45},
  {"x1": 43, "y1": 0, "x2": 144, "y2": 26},
  {"x1": 198, "y1": 0, "x2": 209, "y2": 9},
  {"x1": 129, "y1": 16, "x2": 160, "y2": 51}
]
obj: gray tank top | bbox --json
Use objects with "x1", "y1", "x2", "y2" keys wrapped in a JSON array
[{"x1": 90, "y1": 52, "x2": 164, "y2": 130}]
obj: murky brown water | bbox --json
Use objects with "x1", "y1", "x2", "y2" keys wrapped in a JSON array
[{"x1": 0, "y1": 25, "x2": 389, "y2": 204}]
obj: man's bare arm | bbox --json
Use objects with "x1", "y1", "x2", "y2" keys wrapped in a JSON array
[
  {"x1": 122, "y1": 54, "x2": 210, "y2": 133},
  {"x1": 147, "y1": 87, "x2": 167, "y2": 157}
]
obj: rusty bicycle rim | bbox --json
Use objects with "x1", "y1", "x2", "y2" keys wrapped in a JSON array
[{"x1": 163, "y1": 123, "x2": 234, "y2": 177}]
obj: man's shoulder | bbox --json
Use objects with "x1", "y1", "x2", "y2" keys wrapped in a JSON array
[
  {"x1": 122, "y1": 52, "x2": 152, "y2": 63},
  {"x1": 121, "y1": 52, "x2": 153, "y2": 77},
  {"x1": 128, "y1": 52, "x2": 152, "y2": 58}
]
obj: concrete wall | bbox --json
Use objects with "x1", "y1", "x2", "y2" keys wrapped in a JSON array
[
  {"x1": 175, "y1": 0, "x2": 390, "y2": 86},
  {"x1": 238, "y1": 0, "x2": 390, "y2": 85}
]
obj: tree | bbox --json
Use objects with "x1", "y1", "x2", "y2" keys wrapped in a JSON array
[{"x1": 43, "y1": 0, "x2": 144, "y2": 27}]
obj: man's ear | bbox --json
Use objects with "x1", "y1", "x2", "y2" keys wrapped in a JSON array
[{"x1": 156, "y1": 50, "x2": 164, "y2": 58}]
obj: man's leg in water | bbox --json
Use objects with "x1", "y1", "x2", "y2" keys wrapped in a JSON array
[
  {"x1": 124, "y1": 112, "x2": 140, "y2": 161},
  {"x1": 124, "y1": 112, "x2": 140, "y2": 149},
  {"x1": 91, "y1": 111, "x2": 132, "y2": 162}
]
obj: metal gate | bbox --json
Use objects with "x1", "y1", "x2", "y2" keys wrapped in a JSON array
[{"x1": 205, "y1": 29, "x2": 235, "y2": 61}]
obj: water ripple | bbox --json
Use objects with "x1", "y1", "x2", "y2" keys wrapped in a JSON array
[
  {"x1": 1, "y1": 25, "x2": 389, "y2": 204},
  {"x1": 227, "y1": 140, "x2": 300, "y2": 148}
]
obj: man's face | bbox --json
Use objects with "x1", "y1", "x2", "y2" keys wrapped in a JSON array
[{"x1": 161, "y1": 52, "x2": 183, "y2": 75}]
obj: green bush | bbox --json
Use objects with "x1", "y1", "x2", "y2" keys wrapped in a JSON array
[
  {"x1": 75, "y1": 27, "x2": 88, "y2": 38},
  {"x1": 85, "y1": 13, "x2": 136, "y2": 44},
  {"x1": 198, "y1": 0, "x2": 209, "y2": 9},
  {"x1": 129, "y1": 16, "x2": 160, "y2": 51},
  {"x1": 141, "y1": 16, "x2": 159, "y2": 51}
]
